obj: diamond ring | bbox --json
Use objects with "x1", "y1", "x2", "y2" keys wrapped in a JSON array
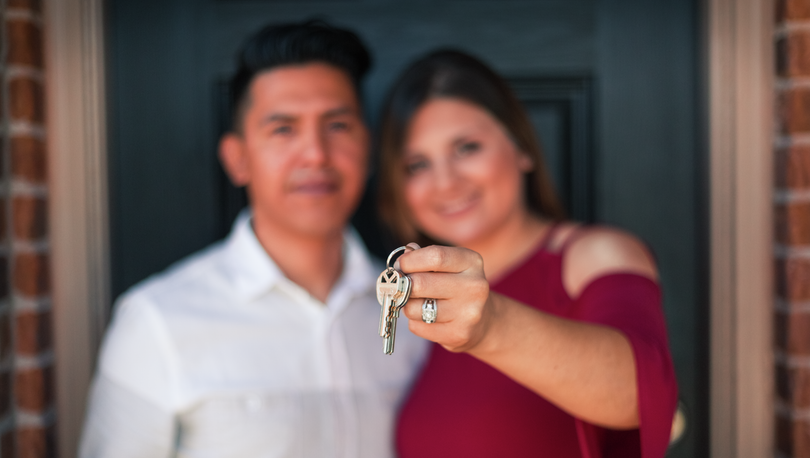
[{"x1": 422, "y1": 298, "x2": 437, "y2": 324}]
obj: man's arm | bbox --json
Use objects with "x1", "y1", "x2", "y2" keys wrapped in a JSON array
[
  {"x1": 80, "y1": 373, "x2": 176, "y2": 458},
  {"x1": 79, "y1": 293, "x2": 182, "y2": 457}
]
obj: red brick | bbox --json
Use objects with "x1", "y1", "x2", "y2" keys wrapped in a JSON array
[
  {"x1": 777, "y1": 258, "x2": 810, "y2": 301},
  {"x1": 781, "y1": 87, "x2": 810, "y2": 134},
  {"x1": 15, "y1": 310, "x2": 51, "y2": 356},
  {"x1": 0, "y1": 257, "x2": 9, "y2": 301},
  {"x1": 776, "y1": 415, "x2": 810, "y2": 457},
  {"x1": 8, "y1": 0, "x2": 42, "y2": 12},
  {"x1": 776, "y1": 310, "x2": 810, "y2": 355},
  {"x1": 0, "y1": 370, "x2": 11, "y2": 418},
  {"x1": 778, "y1": 144, "x2": 810, "y2": 189},
  {"x1": 778, "y1": 31, "x2": 810, "y2": 77},
  {"x1": 17, "y1": 426, "x2": 54, "y2": 458},
  {"x1": 13, "y1": 196, "x2": 47, "y2": 241},
  {"x1": 13, "y1": 253, "x2": 49, "y2": 297},
  {"x1": 0, "y1": 198, "x2": 6, "y2": 243},
  {"x1": 15, "y1": 366, "x2": 52, "y2": 412},
  {"x1": 5, "y1": 20, "x2": 43, "y2": 68},
  {"x1": 776, "y1": 202, "x2": 810, "y2": 245},
  {"x1": 1, "y1": 430, "x2": 13, "y2": 458},
  {"x1": 777, "y1": 363, "x2": 810, "y2": 409},
  {"x1": 0, "y1": 312, "x2": 10, "y2": 359},
  {"x1": 778, "y1": 0, "x2": 810, "y2": 19},
  {"x1": 11, "y1": 136, "x2": 47, "y2": 182},
  {"x1": 8, "y1": 78, "x2": 44, "y2": 124}
]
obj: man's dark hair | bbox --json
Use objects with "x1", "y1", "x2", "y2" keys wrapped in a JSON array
[{"x1": 229, "y1": 20, "x2": 372, "y2": 132}]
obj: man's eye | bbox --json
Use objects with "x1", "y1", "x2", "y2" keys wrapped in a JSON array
[
  {"x1": 328, "y1": 121, "x2": 349, "y2": 132},
  {"x1": 272, "y1": 125, "x2": 293, "y2": 135},
  {"x1": 457, "y1": 141, "x2": 481, "y2": 155}
]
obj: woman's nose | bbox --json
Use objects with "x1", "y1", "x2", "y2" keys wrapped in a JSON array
[{"x1": 433, "y1": 160, "x2": 460, "y2": 192}]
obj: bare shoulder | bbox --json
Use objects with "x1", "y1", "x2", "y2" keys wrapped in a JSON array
[{"x1": 562, "y1": 226, "x2": 658, "y2": 299}]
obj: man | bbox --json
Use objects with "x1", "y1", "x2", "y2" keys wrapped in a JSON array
[{"x1": 80, "y1": 21, "x2": 427, "y2": 458}]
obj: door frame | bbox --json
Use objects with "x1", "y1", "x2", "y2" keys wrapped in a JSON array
[
  {"x1": 44, "y1": 0, "x2": 110, "y2": 456},
  {"x1": 707, "y1": 0, "x2": 774, "y2": 456},
  {"x1": 44, "y1": 0, "x2": 774, "y2": 456}
]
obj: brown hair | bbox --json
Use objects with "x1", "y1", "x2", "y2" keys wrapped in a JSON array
[{"x1": 377, "y1": 49, "x2": 565, "y2": 245}]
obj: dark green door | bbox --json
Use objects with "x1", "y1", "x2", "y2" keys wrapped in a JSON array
[{"x1": 108, "y1": 1, "x2": 706, "y2": 455}]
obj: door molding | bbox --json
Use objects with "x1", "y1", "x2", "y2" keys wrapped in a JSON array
[
  {"x1": 44, "y1": 0, "x2": 110, "y2": 456},
  {"x1": 708, "y1": 0, "x2": 774, "y2": 456}
]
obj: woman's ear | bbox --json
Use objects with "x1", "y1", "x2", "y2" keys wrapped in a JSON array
[{"x1": 219, "y1": 133, "x2": 250, "y2": 186}]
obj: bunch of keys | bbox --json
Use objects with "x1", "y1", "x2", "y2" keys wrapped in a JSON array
[{"x1": 376, "y1": 246, "x2": 414, "y2": 355}]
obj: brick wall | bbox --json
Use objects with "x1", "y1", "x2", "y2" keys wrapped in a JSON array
[
  {"x1": 0, "y1": 0, "x2": 55, "y2": 457},
  {"x1": 776, "y1": 0, "x2": 810, "y2": 456}
]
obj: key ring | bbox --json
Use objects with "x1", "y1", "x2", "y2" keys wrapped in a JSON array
[{"x1": 386, "y1": 245, "x2": 415, "y2": 269}]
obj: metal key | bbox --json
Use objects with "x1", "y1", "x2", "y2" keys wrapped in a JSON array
[
  {"x1": 376, "y1": 267, "x2": 412, "y2": 354},
  {"x1": 375, "y1": 246, "x2": 415, "y2": 355}
]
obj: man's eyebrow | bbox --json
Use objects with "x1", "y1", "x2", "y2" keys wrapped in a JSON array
[
  {"x1": 261, "y1": 113, "x2": 297, "y2": 124},
  {"x1": 323, "y1": 106, "x2": 356, "y2": 118}
]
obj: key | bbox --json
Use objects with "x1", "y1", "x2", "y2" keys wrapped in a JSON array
[
  {"x1": 376, "y1": 267, "x2": 412, "y2": 354},
  {"x1": 376, "y1": 246, "x2": 416, "y2": 355},
  {"x1": 376, "y1": 268, "x2": 400, "y2": 337},
  {"x1": 383, "y1": 274, "x2": 411, "y2": 355}
]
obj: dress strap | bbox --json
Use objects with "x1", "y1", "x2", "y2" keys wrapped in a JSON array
[
  {"x1": 537, "y1": 222, "x2": 562, "y2": 252},
  {"x1": 557, "y1": 224, "x2": 588, "y2": 254}
]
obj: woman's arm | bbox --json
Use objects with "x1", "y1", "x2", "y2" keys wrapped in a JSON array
[{"x1": 399, "y1": 229, "x2": 659, "y2": 429}]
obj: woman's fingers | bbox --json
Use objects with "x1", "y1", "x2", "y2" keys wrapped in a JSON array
[
  {"x1": 398, "y1": 245, "x2": 484, "y2": 275},
  {"x1": 405, "y1": 271, "x2": 486, "y2": 300}
]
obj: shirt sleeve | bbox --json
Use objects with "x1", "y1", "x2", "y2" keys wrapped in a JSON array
[
  {"x1": 79, "y1": 373, "x2": 176, "y2": 458},
  {"x1": 571, "y1": 273, "x2": 678, "y2": 458},
  {"x1": 79, "y1": 293, "x2": 182, "y2": 457}
]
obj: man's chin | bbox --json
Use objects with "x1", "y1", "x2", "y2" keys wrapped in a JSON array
[{"x1": 255, "y1": 211, "x2": 350, "y2": 238}]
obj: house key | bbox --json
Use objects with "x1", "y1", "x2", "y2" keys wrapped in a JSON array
[{"x1": 376, "y1": 246, "x2": 414, "y2": 355}]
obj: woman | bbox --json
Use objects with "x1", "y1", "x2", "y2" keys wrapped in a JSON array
[{"x1": 377, "y1": 50, "x2": 677, "y2": 458}]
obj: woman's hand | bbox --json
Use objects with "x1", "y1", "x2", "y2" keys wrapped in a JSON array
[{"x1": 396, "y1": 243, "x2": 500, "y2": 353}]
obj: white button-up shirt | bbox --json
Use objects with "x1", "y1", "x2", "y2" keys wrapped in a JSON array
[{"x1": 80, "y1": 212, "x2": 428, "y2": 458}]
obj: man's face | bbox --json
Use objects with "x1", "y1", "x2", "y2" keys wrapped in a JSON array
[{"x1": 220, "y1": 63, "x2": 369, "y2": 239}]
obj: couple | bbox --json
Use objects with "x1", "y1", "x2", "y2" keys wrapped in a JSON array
[{"x1": 80, "y1": 20, "x2": 677, "y2": 458}]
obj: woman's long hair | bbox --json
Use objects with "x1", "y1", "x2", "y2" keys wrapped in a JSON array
[{"x1": 377, "y1": 49, "x2": 565, "y2": 245}]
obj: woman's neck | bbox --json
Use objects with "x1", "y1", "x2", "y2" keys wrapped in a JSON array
[{"x1": 465, "y1": 211, "x2": 551, "y2": 282}]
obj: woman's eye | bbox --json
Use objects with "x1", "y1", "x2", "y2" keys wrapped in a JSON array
[
  {"x1": 405, "y1": 159, "x2": 429, "y2": 175},
  {"x1": 457, "y1": 141, "x2": 481, "y2": 155}
]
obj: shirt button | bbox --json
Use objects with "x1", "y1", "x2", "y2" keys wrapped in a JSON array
[{"x1": 245, "y1": 395, "x2": 263, "y2": 412}]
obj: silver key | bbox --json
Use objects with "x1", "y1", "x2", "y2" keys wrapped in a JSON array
[
  {"x1": 376, "y1": 246, "x2": 415, "y2": 355},
  {"x1": 376, "y1": 267, "x2": 411, "y2": 354}
]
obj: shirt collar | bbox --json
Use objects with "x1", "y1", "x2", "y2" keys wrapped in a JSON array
[{"x1": 222, "y1": 209, "x2": 378, "y2": 302}]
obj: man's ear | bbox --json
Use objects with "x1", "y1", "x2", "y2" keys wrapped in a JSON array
[{"x1": 219, "y1": 133, "x2": 250, "y2": 186}]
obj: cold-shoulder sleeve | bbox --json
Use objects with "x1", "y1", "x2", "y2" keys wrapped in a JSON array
[{"x1": 571, "y1": 273, "x2": 678, "y2": 458}]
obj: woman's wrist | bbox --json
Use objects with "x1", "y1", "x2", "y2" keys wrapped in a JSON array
[{"x1": 466, "y1": 292, "x2": 511, "y2": 359}]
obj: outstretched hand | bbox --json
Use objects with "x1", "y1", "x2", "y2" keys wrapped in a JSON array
[{"x1": 396, "y1": 243, "x2": 500, "y2": 354}]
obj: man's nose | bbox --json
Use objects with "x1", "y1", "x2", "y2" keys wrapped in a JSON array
[{"x1": 300, "y1": 125, "x2": 329, "y2": 166}]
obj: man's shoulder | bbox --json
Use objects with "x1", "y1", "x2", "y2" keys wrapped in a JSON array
[{"x1": 119, "y1": 239, "x2": 235, "y2": 312}]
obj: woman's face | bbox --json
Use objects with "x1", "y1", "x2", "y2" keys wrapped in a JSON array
[{"x1": 402, "y1": 97, "x2": 533, "y2": 247}]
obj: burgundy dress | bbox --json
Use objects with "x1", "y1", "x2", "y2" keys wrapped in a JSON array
[{"x1": 396, "y1": 228, "x2": 678, "y2": 458}]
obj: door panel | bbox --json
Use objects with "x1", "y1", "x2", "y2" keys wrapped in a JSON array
[{"x1": 108, "y1": 1, "x2": 705, "y2": 455}]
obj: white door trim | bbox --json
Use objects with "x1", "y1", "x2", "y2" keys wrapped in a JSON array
[
  {"x1": 708, "y1": 0, "x2": 775, "y2": 456},
  {"x1": 44, "y1": 0, "x2": 110, "y2": 456}
]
